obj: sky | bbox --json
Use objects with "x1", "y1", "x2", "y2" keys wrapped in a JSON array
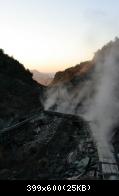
[{"x1": 0, "y1": 0, "x2": 119, "y2": 73}]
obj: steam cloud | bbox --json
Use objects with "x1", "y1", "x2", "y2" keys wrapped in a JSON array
[
  {"x1": 85, "y1": 39, "x2": 119, "y2": 160},
  {"x1": 44, "y1": 38, "x2": 119, "y2": 162}
]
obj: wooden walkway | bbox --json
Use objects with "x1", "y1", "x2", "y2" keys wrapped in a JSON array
[{"x1": 98, "y1": 145, "x2": 119, "y2": 179}]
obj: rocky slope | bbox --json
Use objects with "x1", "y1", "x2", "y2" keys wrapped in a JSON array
[
  {"x1": 0, "y1": 49, "x2": 44, "y2": 129},
  {"x1": 44, "y1": 61, "x2": 95, "y2": 113},
  {"x1": 51, "y1": 61, "x2": 94, "y2": 86},
  {"x1": 0, "y1": 110, "x2": 99, "y2": 180}
]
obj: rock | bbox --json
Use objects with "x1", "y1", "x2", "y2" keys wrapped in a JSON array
[
  {"x1": 74, "y1": 161, "x2": 81, "y2": 166},
  {"x1": 117, "y1": 153, "x2": 119, "y2": 159},
  {"x1": 56, "y1": 166, "x2": 63, "y2": 173},
  {"x1": 38, "y1": 158, "x2": 48, "y2": 170},
  {"x1": 74, "y1": 157, "x2": 90, "y2": 169},
  {"x1": 81, "y1": 157, "x2": 90, "y2": 166},
  {"x1": 67, "y1": 150, "x2": 77, "y2": 164}
]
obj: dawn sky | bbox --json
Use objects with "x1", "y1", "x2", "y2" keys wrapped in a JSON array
[{"x1": 0, "y1": 0, "x2": 119, "y2": 73}]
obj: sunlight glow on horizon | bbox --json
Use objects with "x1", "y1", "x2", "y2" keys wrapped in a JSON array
[{"x1": 0, "y1": 0, "x2": 119, "y2": 73}]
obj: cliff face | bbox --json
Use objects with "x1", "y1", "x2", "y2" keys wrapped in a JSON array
[
  {"x1": 51, "y1": 61, "x2": 94, "y2": 86},
  {"x1": 0, "y1": 49, "x2": 44, "y2": 128}
]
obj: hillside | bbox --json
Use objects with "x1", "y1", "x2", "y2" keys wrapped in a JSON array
[
  {"x1": 51, "y1": 61, "x2": 94, "y2": 86},
  {"x1": 44, "y1": 38, "x2": 119, "y2": 116},
  {"x1": 44, "y1": 60, "x2": 95, "y2": 112},
  {"x1": 0, "y1": 49, "x2": 44, "y2": 129}
]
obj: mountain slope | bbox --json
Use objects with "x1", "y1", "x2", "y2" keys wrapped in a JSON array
[
  {"x1": 51, "y1": 61, "x2": 94, "y2": 86},
  {"x1": 31, "y1": 69, "x2": 54, "y2": 86},
  {"x1": 0, "y1": 49, "x2": 44, "y2": 128},
  {"x1": 44, "y1": 38, "x2": 119, "y2": 115},
  {"x1": 44, "y1": 60, "x2": 95, "y2": 112}
]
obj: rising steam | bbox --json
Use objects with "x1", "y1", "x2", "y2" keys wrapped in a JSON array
[
  {"x1": 85, "y1": 38, "x2": 119, "y2": 160},
  {"x1": 44, "y1": 38, "x2": 119, "y2": 162}
]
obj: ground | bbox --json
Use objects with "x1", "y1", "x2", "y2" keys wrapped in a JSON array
[{"x1": 0, "y1": 110, "x2": 99, "y2": 180}]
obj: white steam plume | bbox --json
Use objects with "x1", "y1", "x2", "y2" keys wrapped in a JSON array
[
  {"x1": 85, "y1": 39, "x2": 119, "y2": 161},
  {"x1": 44, "y1": 38, "x2": 119, "y2": 163}
]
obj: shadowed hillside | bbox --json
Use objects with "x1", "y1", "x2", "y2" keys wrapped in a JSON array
[{"x1": 0, "y1": 49, "x2": 44, "y2": 128}]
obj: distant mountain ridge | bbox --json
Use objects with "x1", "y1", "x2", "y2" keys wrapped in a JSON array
[{"x1": 31, "y1": 69, "x2": 54, "y2": 86}]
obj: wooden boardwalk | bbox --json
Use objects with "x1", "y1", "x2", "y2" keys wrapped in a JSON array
[{"x1": 98, "y1": 145, "x2": 119, "y2": 179}]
